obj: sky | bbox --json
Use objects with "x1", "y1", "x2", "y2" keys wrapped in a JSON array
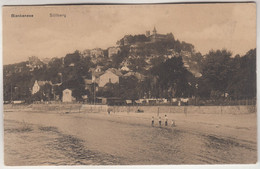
[{"x1": 2, "y1": 3, "x2": 256, "y2": 65}]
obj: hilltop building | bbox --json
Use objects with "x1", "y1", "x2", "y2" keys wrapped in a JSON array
[
  {"x1": 120, "y1": 27, "x2": 174, "y2": 46},
  {"x1": 149, "y1": 27, "x2": 173, "y2": 42}
]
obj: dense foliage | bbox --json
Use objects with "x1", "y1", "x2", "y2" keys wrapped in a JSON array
[{"x1": 198, "y1": 49, "x2": 256, "y2": 100}]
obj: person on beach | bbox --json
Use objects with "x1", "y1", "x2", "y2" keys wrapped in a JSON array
[
  {"x1": 159, "y1": 116, "x2": 162, "y2": 127},
  {"x1": 184, "y1": 106, "x2": 187, "y2": 116},
  {"x1": 165, "y1": 115, "x2": 168, "y2": 126},
  {"x1": 151, "y1": 116, "x2": 154, "y2": 127},
  {"x1": 171, "y1": 120, "x2": 176, "y2": 127}
]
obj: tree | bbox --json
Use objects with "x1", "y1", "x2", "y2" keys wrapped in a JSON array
[
  {"x1": 150, "y1": 55, "x2": 165, "y2": 67},
  {"x1": 199, "y1": 49, "x2": 232, "y2": 98},
  {"x1": 227, "y1": 49, "x2": 256, "y2": 99},
  {"x1": 110, "y1": 46, "x2": 130, "y2": 68},
  {"x1": 31, "y1": 83, "x2": 53, "y2": 102},
  {"x1": 46, "y1": 58, "x2": 63, "y2": 83},
  {"x1": 119, "y1": 76, "x2": 139, "y2": 100},
  {"x1": 150, "y1": 57, "x2": 195, "y2": 98},
  {"x1": 96, "y1": 83, "x2": 120, "y2": 98},
  {"x1": 111, "y1": 54, "x2": 124, "y2": 68},
  {"x1": 64, "y1": 50, "x2": 81, "y2": 66},
  {"x1": 3, "y1": 62, "x2": 32, "y2": 101},
  {"x1": 60, "y1": 50, "x2": 90, "y2": 101},
  {"x1": 129, "y1": 58, "x2": 147, "y2": 73}
]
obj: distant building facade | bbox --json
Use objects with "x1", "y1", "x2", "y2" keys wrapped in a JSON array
[
  {"x1": 99, "y1": 68, "x2": 122, "y2": 87},
  {"x1": 108, "y1": 47, "x2": 120, "y2": 58},
  {"x1": 26, "y1": 56, "x2": 44, "y2": 71},
  {"x1": 90, "y1": 48, "x2": 104, "y2": 57},
  {"x1": 82, "y1": 49, "x2": 91, "y2": 57},
  {"x1": 91, "y1": 68, "x2": 122, "y2": 87},
  {"x1": 118, "y1": 27, "x2": 174, "y2": 46},
  {"x1": 149, "y1": 27, "x2": 173, "y2": 42}
]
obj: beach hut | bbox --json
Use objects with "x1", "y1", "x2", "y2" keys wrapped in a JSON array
[{"x1": 62, "y1": 89, "x2": 72, "y2": 102}]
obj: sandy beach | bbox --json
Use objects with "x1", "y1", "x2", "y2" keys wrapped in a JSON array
[{"x1": 4, "y1": 104, "x2": 257, "y2": 165}]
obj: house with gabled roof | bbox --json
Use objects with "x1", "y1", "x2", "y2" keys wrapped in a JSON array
[{"x1": 98, "y1": 68, "x2": 122, "y2": 87}]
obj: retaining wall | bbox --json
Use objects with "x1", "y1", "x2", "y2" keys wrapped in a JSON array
[
  {"x1": 4, "y1": 104, "x2": 256, "y2": 114},
  {"x1": 109, "y1": 105, "x2": 256, "y2": 114}
]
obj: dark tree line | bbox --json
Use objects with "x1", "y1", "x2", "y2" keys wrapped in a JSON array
[{"x1": 198, "y1": 49, "x2": 256, "y2": 100}]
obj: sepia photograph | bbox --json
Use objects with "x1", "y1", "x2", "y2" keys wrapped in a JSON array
[{"x1": 2, "y1": 2, "x2": 257, "y2": 166}]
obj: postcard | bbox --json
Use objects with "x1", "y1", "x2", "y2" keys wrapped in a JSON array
[{"x1": 2, "y1": 3, "x2": 257, "y2": 166}]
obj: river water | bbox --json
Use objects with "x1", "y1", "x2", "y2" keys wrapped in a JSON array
[{"x1": 4, "y1": 110, "x2": 257, "y2": 165}]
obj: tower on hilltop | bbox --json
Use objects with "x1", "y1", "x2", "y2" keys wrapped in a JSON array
[{"x1": 153, "y1": 27, "x2": 157, "y2": 35}]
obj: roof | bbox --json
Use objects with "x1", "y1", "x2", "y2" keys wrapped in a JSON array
[
  {"x1": 84, "y1": 79, "x2": 92, "y2": 85},
  {"x1": 108, "y1": 46, "x2": 120, "y2": 50},
  {"x1": 37, "y1": 80, "x2": 52, "y2": 86},
  {"x1": 124, "y1": 71, "x2": 135, "y2": 77},
  {"x1": 121, "y1": 66, "x2": 130, "y2": 71},
  {"x1": 123, "y1": 71, "x2": 145, "y2": 80},
  {"x1": 89, "y1": 68, "x2": 95, "y2": 72},
  {"x1": 96, "y1": 65, "x2": 104, "y2": 68},
  {"x1": 52, "y1": 83, "x2": 62, "y2": 86},
  {"x1": 91, "y1": 48, "x2": 103, "y2": 51},
  {"x1": 92, "y1": 71, "x2": 104, "y2": 77},
  {"x1": 106, "y1": 68, "x2": 122, "y2": 76}
]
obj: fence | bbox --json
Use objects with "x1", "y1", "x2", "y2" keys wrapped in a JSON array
[
  {"x1": 130, "y1": 98, "x2": 256, "y2": 106},
  {"x1": 188, "y1": 98, "x2": 256, "y2": 106}
]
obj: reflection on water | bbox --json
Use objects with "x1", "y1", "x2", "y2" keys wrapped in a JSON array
[{"x1": 4, "y1": 120, "x2": 122, "y2": 165}]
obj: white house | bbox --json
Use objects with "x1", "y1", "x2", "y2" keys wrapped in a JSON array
[{"x1": 62, "y1": 89, "x2": 72, "y2": 102}]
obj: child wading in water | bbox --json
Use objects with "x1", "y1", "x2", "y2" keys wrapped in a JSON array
[
  {"x1": 165, "y1": 115, "x2": 168, "y2": 126},
  {"x1": 151, "y1": 116, "x2": 154, "y2": 127},
  {"x1": 158, "y1": 116, "x2": 162, "y2": 127},
  {"x1": 171, "y1": 120, "x2": 176, "y2": 127}
]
